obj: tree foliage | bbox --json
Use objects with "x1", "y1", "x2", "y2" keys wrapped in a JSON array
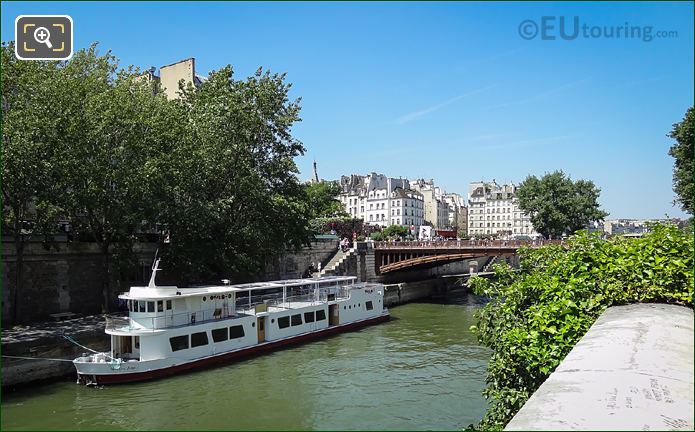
[
  {"x1": 469, "y1": 224, "x2": 693, "y2": 430},
  {"x1": 516, "y1": 171, "x2": 608, "y2": 238},
  {"x1": 1, "y1": 42, "x2": 65, "y2": 320},
  {"x1": 158, "y1": 66, "x2": 311, "y2": 283},
  {"x1": 668, "y1": 106, "x2": 694, "y2": 215},
  {"x1": 382, "y1": 224, "x2": 409, "y2": 239},
  {"x1": 1, "y1": 42, "x2": 315, "y2": 315},
  {"x1": 308, "y1": 217, "x2": 365, "y2": 240},
  {"x1": 304, "y1": 180, "x2": 346, "y2": 219}
]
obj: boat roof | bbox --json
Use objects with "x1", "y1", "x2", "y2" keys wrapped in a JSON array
[{"x1": 120, "y1": 276, "x2": 357, "y2": 300}]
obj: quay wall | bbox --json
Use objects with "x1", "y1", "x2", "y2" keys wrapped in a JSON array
[
  {"x1": 1, "y1": 237, "x2": 338, "y2": 325},
  {"x1": 505, "y1": 303, "x2": 694, "y2": 431}
]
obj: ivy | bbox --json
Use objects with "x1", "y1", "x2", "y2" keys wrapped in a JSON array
[{"x1": 469, "y1": 223, "x2": 693, "y2": 430}]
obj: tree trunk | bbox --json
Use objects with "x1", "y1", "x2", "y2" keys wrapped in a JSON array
[
  {"x1": 101, "y1": 243, "x2": 111, "y2": 313},
  {"x1": 12, "y1": 223, "x2": 24, "y2": 324}
]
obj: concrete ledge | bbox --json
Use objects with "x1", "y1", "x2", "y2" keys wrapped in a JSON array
[{"x1": 505, "y1": 303, "x2": 694, "y2": 431}]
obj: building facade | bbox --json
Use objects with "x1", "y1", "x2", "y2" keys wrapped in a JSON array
[
  {"x1": 442, "y1": 193, "x2": 468, "y2": 236},
  {"x1": 467, "y1": 180, "x2": 539, "y2": 238},
  {"x1": 410, "y1": 179, "x2": 450, "y2": 229},
  {"x1": 338, "y1": 173, "x2": 422, "y2": 229},
  {"x1": 138, "y1": 58, "x2": 206, "y2": 100}
]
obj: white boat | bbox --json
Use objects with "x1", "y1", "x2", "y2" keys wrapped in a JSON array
[{"x1": 73, "y1": 260, "x2": 390, "y2": 385}]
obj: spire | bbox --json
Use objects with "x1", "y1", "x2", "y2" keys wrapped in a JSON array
[{"x1": 313, "y1": 160, "x2": 319, "y2": 183}]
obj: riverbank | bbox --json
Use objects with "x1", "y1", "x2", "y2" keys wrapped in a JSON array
[{"x1": 1, "y1": 315, "x2": 109, "y2": 387}]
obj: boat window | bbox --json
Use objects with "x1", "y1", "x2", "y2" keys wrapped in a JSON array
[
  {"x1": 278, "y1": 316, "x2": 290, "y2": 329},
  {"x1": 211, "y1": 328, "x2": 228, "y2": 343},
  {"x1": 191, "y1": 332, "x2": 208, "y2": 347},
  {"x1": 316, "y1": 310, "x2": 326, "y2": 321},
  {"x1": 133, "y1": 336, "x2": 140, "y2": 349},
  {"x1": 291, "y1": 314, "x2": 302, "y2": 326},
  {"x1": 147, "y1": 301, "x2": 155, "y2": 312},
  {"x1": 139, "y1": 301, "x2": 146, "y2": 312},
  {"x1": 157, "y1": 301, "x2": 163, "y2": 312},
  {"x1": 166, "y1": 300, "x2": 172, "y2": 310},
  {"x1": 229, "y1": 325, "x2": 245, "y2": 339},
  {"x1": 304, "y1": 312, "x2": 315, "y2": 323},
  {"x1": 366, "y1": 301, "x2": 373, "y2": 311},
  {"x1": 169, "y1": 335, "x2": 189, "y2": 352}
]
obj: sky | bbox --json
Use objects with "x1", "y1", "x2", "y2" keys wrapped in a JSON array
[{"x1": 2, "y1": 1, "x2": 693, "y2": 219}]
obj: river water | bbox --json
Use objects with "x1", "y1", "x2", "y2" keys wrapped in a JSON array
[{"x1": 1, "y1": 293, "x2": 490, "y2": 430}]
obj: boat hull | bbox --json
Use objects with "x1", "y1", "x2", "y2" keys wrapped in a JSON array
[{"x1": 77, "y1": 312, "x2": 389, "y2": 385}]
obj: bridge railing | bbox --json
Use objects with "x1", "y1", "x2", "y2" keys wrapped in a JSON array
[{"x1": 374, "y1": 239, "x2": 562, "y2": 249}]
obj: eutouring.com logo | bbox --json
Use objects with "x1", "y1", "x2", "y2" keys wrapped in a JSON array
[{"x1": 518, "y1": 16, "x2": 678, "y2": 42}]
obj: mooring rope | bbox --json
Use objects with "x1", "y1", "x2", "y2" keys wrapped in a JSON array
[
  {"x1": 62, "y1": 333, "x2": 121, "y2": 369},
  {"x1": 2, "y1": 355, "x2": 75, "y2": 362},
  {"x1": 62, "y1": 334, "x2": 101, "y2": 354}
]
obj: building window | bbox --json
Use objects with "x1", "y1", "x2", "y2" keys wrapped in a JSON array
[
  {"x1": 316, "y1": 309, "x2": 327, "y2": 321},
  {"x1": 229, "y1": 325, "x2": 245, "y2": 339},
  {"x1": 191, "y1": 331, "x2": 208, "y2": 347},
  {"x1": 291, "y1": 314, "x2": 303, "y2": 326},
  {"x1": 278, "y1": 316, "x2": 290, "y2": 329},
  {"x1": 169, "y1": 335, "x2": 189, "y2": 352},
  {"x1": 211, "y1": 328, "x2": 228, "y2": 343}
]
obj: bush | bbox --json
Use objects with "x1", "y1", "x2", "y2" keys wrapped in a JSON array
[
  {"x1": 370, "y1": 231, "x2": 385, "y2": 241},
  {"x1": 309, "y1": 217, "x2": 363, "y2": 239},
  {"x1": 469, "y1": 223, "x2": 693, "y2": 430}
]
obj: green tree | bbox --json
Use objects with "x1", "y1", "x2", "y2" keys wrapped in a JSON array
[
  {"x1": 304, "y1": 180, "x2": 346, "y2": 219},
  {"x1": 382, "y1": 224, "x2": 409, "y2": 239},
  {"x1": 470, "y1": 224, "x2": 693, "y2": 430},
  {"x1": 668, "y1": 106, "x2": 694, "y2": 215},
  {"x1": 1, "y1": 42, "x2": 65, "y2": 321},
  {"x1": 57, "y1": 46, "x2": 182, "y2": 311},
  {"x1": 158, "y1": 66, "x2": 311, "y2": 283},
  {"x1": 516, "y1": 171, "x2": 608, "y2": 239}
]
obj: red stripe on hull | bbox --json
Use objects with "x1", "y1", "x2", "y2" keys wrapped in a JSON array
[{"x1": 79, "y1": 314, "x2": 390, "y2": 385}]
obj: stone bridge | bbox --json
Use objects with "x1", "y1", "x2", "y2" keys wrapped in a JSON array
[{"x1": 373, "y1": 239, "x2": 560, "y2": 274}]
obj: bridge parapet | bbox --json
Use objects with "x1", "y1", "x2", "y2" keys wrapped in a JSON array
[{"x1": 374, "y1": 239, "x2": 560, "y2": 250}]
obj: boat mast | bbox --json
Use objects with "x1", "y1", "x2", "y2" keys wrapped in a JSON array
[{"x1": 148, "y1": 251, "x2": 162, "y2": 288}]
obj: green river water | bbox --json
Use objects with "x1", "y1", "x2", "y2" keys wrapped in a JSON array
[{"x1": 1, "y1": 293, "x2": 490, "y2": 430}]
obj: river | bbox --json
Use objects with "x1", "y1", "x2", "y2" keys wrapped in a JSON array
[{"x1": 1, "y1": 292, "x2": 490, "y2": 430}]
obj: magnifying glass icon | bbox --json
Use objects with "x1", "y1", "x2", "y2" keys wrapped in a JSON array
[{"x1": 33, "y1": 26, "x2": 53, "y2": 49}]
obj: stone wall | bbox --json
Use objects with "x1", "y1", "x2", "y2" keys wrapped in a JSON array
[
  {"x1": 2, "y1": 237, "x2": 340, "y2": 325},
  {"x1": 262, "y1": 236, "x2": 338, "y2": 280},
  {"x1": 1, "y1": 241, "x2": 157, "y2": 325}
]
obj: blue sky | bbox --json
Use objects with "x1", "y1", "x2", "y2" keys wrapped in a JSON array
[{"x1": 2, "y1": 1, "x2": 693, "y2": 219}]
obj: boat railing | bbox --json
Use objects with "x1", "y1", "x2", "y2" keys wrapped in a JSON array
[{"x1": 104, "y1": 287, "x2": 355, "y2": 332}]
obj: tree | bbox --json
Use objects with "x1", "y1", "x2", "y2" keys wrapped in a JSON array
[
  {"x1": 57, "y1": 46, "x2": 182, "y2": 311},
  {"x1": 1, "y1": 42, "x2": 65, "y2": 321},
  {"x1": 516, "y1": 171, "x2": 608, "y2": 239},
  {"x1": 382, "y1": 225, "x2": 409, "y2": 239},
  {"x1": 304, "y1": 180, "x2": 347, "y2": 219},
  {"x1": 668, "y1": 106, "x2": 694, "y2": 215},
  {"x1": 158, "y1": 66, "x2": 312, "y2": 283}
]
